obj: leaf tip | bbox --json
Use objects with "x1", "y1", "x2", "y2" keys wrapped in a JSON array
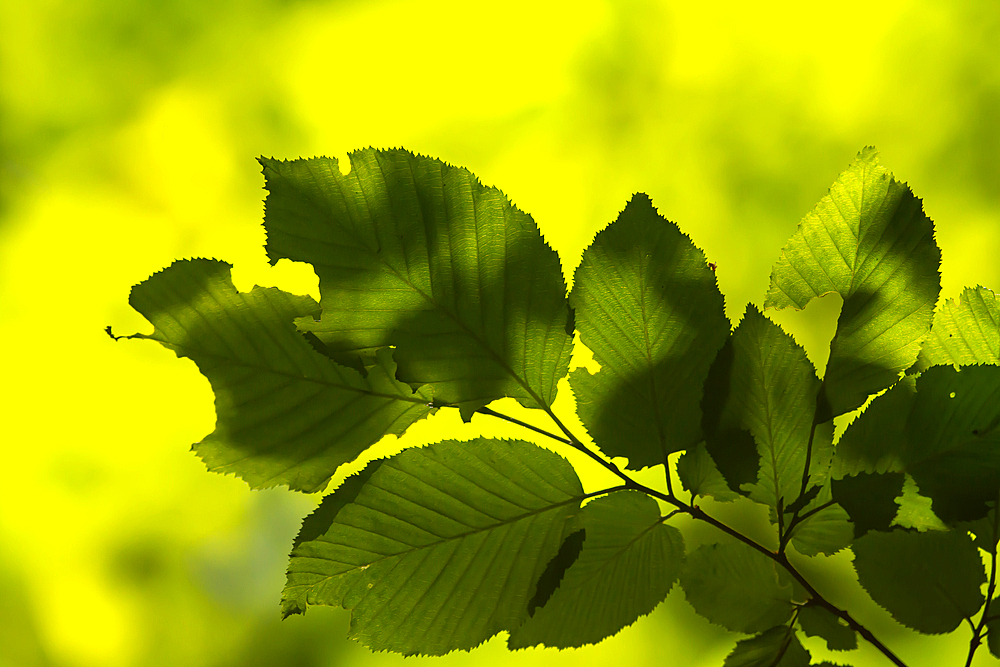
[{"x1": 280, "y1": 596, "x2": 306, "y2": 619}]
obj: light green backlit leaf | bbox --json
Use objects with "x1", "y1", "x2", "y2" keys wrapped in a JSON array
[
  {"x1": 722, "y1": 625, "x2": 810, "y2": 667},
  {"x1": 679, "y1": 541, "x2": 795, "y2": 634},
  {"x1": 765, "y1": 147, "x2": 941, "y2": 417},
  {"x1": 128, "y1": 259, "x2": 433, "y2": 492},
  {"x1": 852, "y1": 528, "x2": 986, "y2": 634},
  {"x1": 282, "y1": 439, "x2": 584, "y2": 655},
  {"x1": 569, "y1": 194, "x2": 729, "y2": 468},
  {"x1": 508, "y1": 491, "x2": 683, "y2": 648},
  {"x1": 913, "y1": 286, "x2": 1000, "y2": 372},
  {"x1": 890, "y1": 475, "x2": 947, "y2": 532},
  {"x1": 260, "y1": 150, "x2": 573, "y2": 419}
]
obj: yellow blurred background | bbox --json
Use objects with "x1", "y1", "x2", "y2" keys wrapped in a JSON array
[{"x1": 1, "y1": 0, "x2": 999, "y2": 665}]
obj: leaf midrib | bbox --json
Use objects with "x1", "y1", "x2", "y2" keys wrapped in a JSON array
[
  {"x1": 145, "y1": 332, "x2": 431, "y2": 405},
  {"x1": 296, "y1": 493, "x2": 585, "y2": 581}
]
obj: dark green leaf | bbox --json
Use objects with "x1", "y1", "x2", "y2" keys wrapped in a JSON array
[
  {"x1": 787, "y1": 497, "x2": 853, "y2": 557},
  {"x1": 960, "y1": 507, "x2": 998, "y2": 554},
  {"x1": 569, "y1": 193, "x2": 729, "y2": 468},
  {"x1": 676, "y1": 443, "x2": 739, "y2": 502},
  {"x1": 679, "y1": 541, "x2": 795, "y2": 633},
  {"x1": 722, "y1": 625, "x2": 810, "y2": 667},
  {"x1": 702, "y1": 304, "x2": 825, "y2": 514},
  {"x1": 260, "y1": 150, "x2": 573, "y2": 419},
  {"x1": 526, "y1": 528, "x2": 586, "y2": 616},
  {"x1": 764, "y1": 147, "x2": 941, "y2": 417},
  {"x1": 831, "y1": 472, "x2": 905, "y2": 537},
  {"x1": 852, "y1": 528, "x2": 986, "y2": 634},
  {"x1": 832, "y1": 377, "x2": 915, "y2": 478},
  {"x1": 834, "y1": 365, "x2": 1000, "y2": 524},
  {"x1": 796, "y1": 605, "x2": 857, "y2": 651},
  {"x1": 282, "y1": 438, "x2": 584, "y2": 655},
  {"x1": 904, "y1": 365, "x2": 1000, "y2": 523},
  {"x1": 913, "y1": 286, "x2": 1000, "y2": 372},
  {"x1": 509, "y1": 490, "x2": 684, "y2": 648},
  {"x1": 128, "y1": 259, "x2": 433, "y2": 492}
]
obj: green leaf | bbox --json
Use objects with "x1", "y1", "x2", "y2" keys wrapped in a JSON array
[
  {"x1": 787, "y1": 497, "x2": 854, "y2": 557},
  {"x1": 722, "y1": 625, "x2": 810, "y2": 667},
  {"x1": 260, "y1": 150, "x2": 573, "y2": 419},
  {"x1": 569, "y1": 193, "x2": 729, "y2": 468},
  {"x1": 676, "y1": 443, "x2": 739, "y2": 502},
  {"x1": 903, "y1": 365, "x2": 1000, "y2": 523},
  {"x1": 127, "y1": 259, "x2": 433, "y2": 492},
  {"x1": 834, "y1": 365, "x2": 1000, "y2": 524},
  {"x1": 796, "y1": 605, "x2": 857, "y2": 651},
  {"x1": 831, "y1": 472, "x2": 905, "y2": 537},
  {"x1": 831, "y1": 376, "x2": 911, "y2": 535},
  {"x1": 852, "y1": 528, "x2": 986, "y2": 634},
  {"x1": 913, "y1": 286, "x2": 1000, "y2": 372},
  {"x1": 282, "y1": 438, "x2": 585, "y2": 655},
  {"x1": 832, "y1": 377, "x2": 916, "y2": 478},
  {"x1": 290, "y1": 461, "x2": 385, "y2": 553},
  {"x1": 702, "y1": 304, "x2": 826, "y2": 514},
  {"x1": 679, "y1": 541, "x2": 795, "y2": 633},
  {"x1": 764, "y1": 147, "x2": 941, "y2": 417},
  {"x1": 508, "y1": 490, "x2": 684, "y2": 648}
]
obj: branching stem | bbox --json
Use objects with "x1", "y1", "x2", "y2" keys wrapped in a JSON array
[{"x1": 477, "y1": 404, "x2": 910, "y2": 667}]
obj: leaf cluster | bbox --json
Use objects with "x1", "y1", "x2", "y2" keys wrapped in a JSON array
[{"x1": 117, "y1": 147, "x2": 1000, "y2": 665}]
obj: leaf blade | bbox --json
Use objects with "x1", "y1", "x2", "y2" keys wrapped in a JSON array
[
  {"x1": 913, "y1": 286, "x2": 1000, "y2": 372},
  {"x1": 765, "y1": 147, "x2": 941, "y2": 416},
  {"x1": 722, "y1": 625, "x2": 810, "y2": 667},
  {"x1": 679, "y1": 541, "x2": 795, "y2": 634},
  {"x1": 834, "y1": 365, "x2": 1000, "y2": 525},
  {"x1": 702, "y1": 304, "x2": 824, "y2": 514},
  {"x1": 128, "y1": 258, "x2": 433, "y2": 492},
  {"x1": 903, "y1": 364, "x2": 1000, "y2": 523},
  {"x1": 796, "y1": 605, "x2": 857, "y2": 651},
  {"x1": 852, "y1": 528, "x2": 986, "y2": 634},
  {"x1": 283, "y1": 438, "x2": 585, "y2": 655},
  {"x1": 569, "y1": 193, "x2": 729, "y2": 468},
  {"x1": 508, "y1": 490, "x2": 684, "y2": 648},
  {"x1": 260, "y1": 150, "x2": 574, "y2": 419},
  {"x1": 677, "y1": 443, "x2": 739, "y2": 502}
]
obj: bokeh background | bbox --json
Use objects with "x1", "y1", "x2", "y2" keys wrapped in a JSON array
[{"x1": 2, "y1": 0, "x2": 999, "y2": 665}]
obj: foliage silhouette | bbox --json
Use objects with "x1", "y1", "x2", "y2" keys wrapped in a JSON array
[{"x1": 114, "y1": 147, "x2": 1000, "y2": 666}]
